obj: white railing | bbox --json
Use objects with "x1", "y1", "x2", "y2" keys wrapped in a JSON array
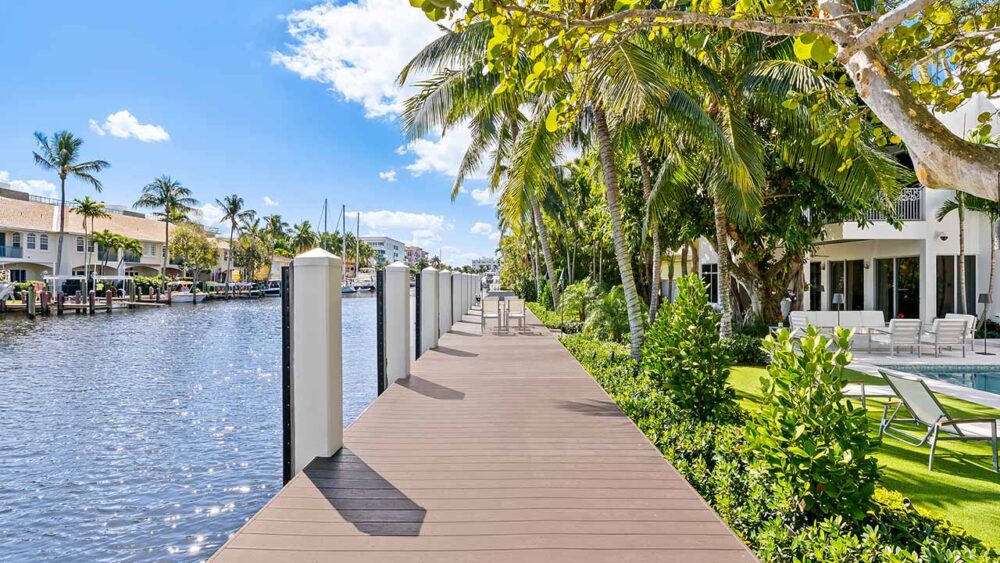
[{"x1": 867, "y1": 187, "x2": 925, "y2": 222}]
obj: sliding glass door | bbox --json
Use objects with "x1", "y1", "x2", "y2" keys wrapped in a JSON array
[
  {"x1": 809, "y1": 262, "x2": 822, "y2": 310},
  {"x1": 936, "y1": 255, "x2": 977, "y2": 316},
  {"x1": 875, "y1": 257, "x2": 920, "y2": 321},
  {"x1": 827, "y1": 260, "x2": 865, "y2": 310}
]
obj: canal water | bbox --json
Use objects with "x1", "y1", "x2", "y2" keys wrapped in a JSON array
[{"x1": 0, "y1": 295, "x2": 386, "y2": 561}]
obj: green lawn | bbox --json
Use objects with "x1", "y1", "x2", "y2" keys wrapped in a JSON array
[{"x1": 730, "y1": 366, "x2": 1000, "y2": 546}]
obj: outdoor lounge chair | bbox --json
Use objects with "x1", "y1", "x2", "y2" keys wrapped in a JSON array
[
  {"x1": 878, "y1": 368, "x2": 998, "y2": 472},
  {"x1": 506, "y1": 298, "x2": 526, "y2": 330},
  {"x1": 945, "y1": 313, "x2": 977, "y2": 351},
  {"x1": 868, "y1": 318, "x2": 921, "y2": 356},
  {"x1": 920, "y1": 319, "x2": 968, "y2": 357},
  {"x1": 481, "y1": 298, "x2": 501, "y2": 334}
]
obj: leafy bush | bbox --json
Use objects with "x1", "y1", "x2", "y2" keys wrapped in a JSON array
[
  {"x1": 746, "y1": 327, "x2": 880, "y2": 524},
  {"x1": 538, "y1": 279, "x2": 553, "y2": 310},
  {"x1": 557, "y1": 277, "x2": 598, "y2": 322},
  {"x1": 527, "y1": 302, "x2": 583, "y2": 334},
  {"x1": 583, "y1": 284, "x2": 629, "y2": 343},
  {"x1": 559, "y1": 333, "x2": 997, "y2": 562},
  {"x1": 726, "y1": 333, "x2": 769, "y2": 365},
  {"x1": 642, "y1": 274, "x2": 737, "y2": 422}
]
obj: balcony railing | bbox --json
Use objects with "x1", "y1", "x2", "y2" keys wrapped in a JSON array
[
  {"x1": 98, "y1": 249, "x2": 118, "y2": 262},
  {"x1": 123, "y1": 252, "x2": 142, "y2": 263},
  {"x1": 0, "y1": 245, "x2": 23, "y2": 259},
  {"x1": 867, "y1": 186, "x2": 925, "y2": 222}
]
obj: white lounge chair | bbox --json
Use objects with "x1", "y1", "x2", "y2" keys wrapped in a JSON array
[
  {"x1": 788, "y1": 311, "x2": 809, "y2": 333},
  {"x1": 506, "y1": 298, "x2": 526, "y2": 330},
  {"x1": 868, "y1": 318, "x2": 922, "y2": 356},
  {"x1": 945, "y1": 313, "x2": 977, "y2": 351},
  {"x1": 481, "y1": 298, "x2": 501, "y2": 334},
  {"x1": 920, "y1": 319, "x2": 968, "y2": 357},
  {"x1": 878, "y1": 368, "x2": 998, "y2": 472}
]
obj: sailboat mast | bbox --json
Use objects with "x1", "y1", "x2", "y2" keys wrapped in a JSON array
[
  {"x1": 341, "y1": 204, "x2": 347, "y2": 276},
  {"x1": 356, "y1": 212, "x2": 360, "y2": 276}
]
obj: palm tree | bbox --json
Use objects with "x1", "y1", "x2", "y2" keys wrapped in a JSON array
[
  {"x1": 217, "y1": 195, "x2": 252, "y2": 293},
  {"x1": 134, "y1": 176, "x2": 198, "y2": 288},
  {"x1": 937, "y1": 192, "x2": 969, "y2": 314},
  {"x1": 32, "y1": 131, "x2": 109, "y2": 276},
  {"x1": 263, "y1": 214, "x2": 290, "y2": 264},
  {"x1": 116, "y1": 237, "x2": 143, "y2": 272},
  {"x1": 964, "y1": 195, "x2": 1000, "y2": 326},
  {"x1": 92, "y1": 230, "x2": 121, "y2": 273},
  {"x1": 291, "y1": 221, "x2": 318, "y2": 253},
  {"x1": 70, "y1": 196, "x2": 110, "y2": 283}
]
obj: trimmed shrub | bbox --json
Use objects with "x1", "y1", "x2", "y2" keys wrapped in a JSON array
[
  {"x1": 746, "y1": 327, "x2": 880, "y2": 524},
  {"x1": 642, "y1": 274, "x2": 737, "y2": 422},
  {"x1": 527, "y1": 302, "x2": 583, "y2": 334},
  {"x1": 559, "y1": 332, "x2": 997, "y2": 562},
  {"x1": 726, "y1": 333, "x2": 769, "y2": 366}
]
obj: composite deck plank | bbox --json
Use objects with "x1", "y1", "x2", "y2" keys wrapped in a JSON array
[{"x1": 210, "y1": 310, "x2": 755, "y2": 562}]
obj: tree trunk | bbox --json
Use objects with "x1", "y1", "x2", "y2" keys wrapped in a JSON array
[
  {"x1": 531, "y1": 197, "x2": 560, "y2": 309},
  {"x1": 666, "y1": 250, "x2": 675, "y2": 303},
  {"x1": 593, "y1": 106, "x2": 645, "y2": 359},
  {"x1": 680, "y1": 244, "x2": 689, "y2": 277},
  {"x1": 691, "y1": 240, "x2": 700, "y2": 275},
  {"x1": 712, "y1": 192, "x2": 734, "y2": 338},
  {"x1": 55, "y1": 176, "x2": 66, "y2": 277},
  {"x1": 532, "y1": 238, "x2": 541, "y2": 302},
  {"x1": 638, "y1": 151, "x2": 661, "y2": 323},
  {"x1": 837, "y1": 52, "x2": 999, "y2": 200},
  {"x1": 983, "y1": 222, "x2": 997, "y2": 328},
  {"x1": 227, "y1": 226, "x2": 235, "y2": 295},
  {"x1": 958, "y1": 197, "x2": 967, "y2": 314},
  {"x1": 163, "y1": 220, "x2": 171, "y2": 290}
]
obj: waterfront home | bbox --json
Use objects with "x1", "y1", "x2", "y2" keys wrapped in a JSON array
[
  {"x1": 0, "y1": 186, "x2": 174, "y2": 281},
  {"x1": 360, "y1": 234, "x2": 405, "y2": 264},
  {"x1": 663, "y1": 95, "x2": 1000, "y2": 323}
]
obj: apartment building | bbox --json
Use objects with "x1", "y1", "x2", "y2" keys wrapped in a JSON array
[
  {"x1": 404, "y1": 245, "x2": 427, "y2": 266},
  {"x1": 360, "y1": 235, "x2": 405, "y2": 264}
]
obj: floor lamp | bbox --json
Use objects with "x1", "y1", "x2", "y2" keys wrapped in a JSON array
[
  {"x1": 978, "y1": 293, "x2": 994, "y2": 356},
  {"x1": 832, "y1": 293, "x2": 844, "y2": 327}
]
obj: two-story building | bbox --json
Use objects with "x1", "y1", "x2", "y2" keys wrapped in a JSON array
[
  {"x1": 404, "y1": 245, "x2": 427, "y2": 266},
  {"x1": 667, "y1": 94, "x2": 1000, "y2": 323},
  {"x1": 0, "y1": 186, "x2": 177, "y2": 282}
]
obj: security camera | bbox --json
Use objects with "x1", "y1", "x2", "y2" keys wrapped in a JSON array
[{"x1": 939, "y1": 233, "x2": 949, "y2": 242}]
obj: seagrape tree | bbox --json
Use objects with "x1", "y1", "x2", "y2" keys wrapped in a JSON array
[{"x1": 410, "y1": 0, "x2": 999, "y2": 200}]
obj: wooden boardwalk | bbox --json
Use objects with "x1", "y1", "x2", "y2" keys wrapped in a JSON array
[{"x1": 211, "y1": 311, "x2": 755, "y2": 562}]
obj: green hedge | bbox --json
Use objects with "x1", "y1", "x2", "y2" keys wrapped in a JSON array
[
  {"x1": 560, "y1": 334, "x2": 997, "y2": 562},
  {"x1": 527, "y1": 302, "x2": 583, "y2": 334}
]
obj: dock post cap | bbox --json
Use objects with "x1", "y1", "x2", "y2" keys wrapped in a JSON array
[
  {"x1": 386, "y1": 261, "x2": 409, "y2": 270},
  {"x1": 294, "y1": 247, "x2": 342, "y2": 266},
  {"x1": 421, "y1": 266, "x2": 438, "y2": 273},
  {"x1": 439, "y1": 269, "x2": 451, "y2": 274}
]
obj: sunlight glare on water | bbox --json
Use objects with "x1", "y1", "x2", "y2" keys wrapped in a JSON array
[{"x1": 0, "y1": 296, "x2": 381, "y2": 561}]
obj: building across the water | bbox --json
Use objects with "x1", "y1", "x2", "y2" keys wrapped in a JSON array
[
  {"x1": 471, "y1": 256, "x2": 497, "y2": 272},
  {"x1": 0, "y1": 186, "x2": 285, "y2": 283},
  {"x1": 661, "y1": 95, "x2": 1000, "y2": 323},
  {"x1": 360, "y1": 235, "x2": 405, "y2": 264},
  {"x1": 404, "y1": 244, "x2": 427, "y2": 266}
]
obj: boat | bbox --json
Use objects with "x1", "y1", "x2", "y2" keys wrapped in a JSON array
[
  {"x1": 262, "y1": 280, "x2": 281, "y2": 297},
  {"x1": 341, "y1": 282, "x2": 357, "y2": 294},
  {"x1": 168, "y1": 281, "x2": 207, "y2": 303}
]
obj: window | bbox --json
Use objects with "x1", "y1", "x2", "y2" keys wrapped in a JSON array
[
  {"x1": 77, "y1": 237, "x2": 84, "y2": 252},
  {"x1": 39, "y1": 234, "x2": 48, "y2": 250},
  {"x1": 11, "y1": 233, "x2": 20, "y2": 248},
  {"x1": 809, "y1": 262, "x2": 822, "y2": 310},
  {"x1": 936, "y1": 255, "x2": 977, "y2": 317},
  {"x1": 875, "y1": 256, "x2": 921, "y2": 321},
  {"x1": 9, "y1": 269, "x2": 27, "y2": 283},
  {"x1": 701, "y1": 263, "x2": 719, "y2": 303},
  {"x1": 26, "y1": 233, "x2": 36, "y2": 249}
]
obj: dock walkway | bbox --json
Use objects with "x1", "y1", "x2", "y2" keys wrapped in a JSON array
[{"x1": 212, "y1": 311, "x2": 754, "y2": 562}]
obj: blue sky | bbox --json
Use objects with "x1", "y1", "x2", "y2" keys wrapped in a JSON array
[{"x1": 0, "y1": 1, "x2": 500, "y2": 265}]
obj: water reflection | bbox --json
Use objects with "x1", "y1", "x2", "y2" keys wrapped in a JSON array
[{"x1": 0, "y1": 296, "x2": 378, "y2": 561}]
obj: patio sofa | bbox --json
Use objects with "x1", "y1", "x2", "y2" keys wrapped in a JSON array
[{"x1": 788, "y1": 310, "x2": 887, "y2": 332}]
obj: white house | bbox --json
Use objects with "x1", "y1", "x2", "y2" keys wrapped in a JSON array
[{"x1": 666, "y1": 95, "x2": 1000, "y2": 323}]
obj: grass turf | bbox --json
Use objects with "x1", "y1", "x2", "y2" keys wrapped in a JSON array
[{"x1": 730, "y1": 366, "x2": 1000, "y2": 546}]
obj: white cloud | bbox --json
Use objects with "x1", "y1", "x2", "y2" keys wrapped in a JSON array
[
  {"x1": 263, "y1": 196, "x2": 279, "y2": 207},
  {"x1": 355, "y1": 210, "x2": 445, "y2": 232},
  {"x1": 410, "y1": 229, "x2": 441, "y2": 248},
  {"x1": 470, "y1": 222, "x2": 493, "y2": 235},
  {"x1": 89, "y1": 110, "x2": 170, "y2": 142},
  {"x1": 470, "y1": 187, "x2": 499, "y2": 207},
  {"x1": 0, "y1": 170, "x2": 56, "y2": 197},
  {"x1": 403, "y1": 127, "x2": 477, "y2": 177},
  {"x1": 195, "y1": 203, "x2": 226, "y2": 227},
  {"x1": 395, "y1": 145, "x2": 408, "y2": 155},
  {"x1": 378, "y1": 170, "x2": 397, "y2": 182},
  {"x1": 273, "y1": 0, "x2": 441, "y2": 119},
  {"x1": 489, "y1": 231, "x2": 501, "y2": 241}
]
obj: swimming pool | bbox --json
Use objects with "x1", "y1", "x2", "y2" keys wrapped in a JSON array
[{"x1": 881, "y1": 365, "x2": 1000, "y2": 395}]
